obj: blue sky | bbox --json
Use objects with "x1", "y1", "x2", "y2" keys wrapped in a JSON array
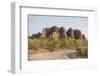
[{"x1": 28, "y1": 15, "x2": 88, "y2": 38}]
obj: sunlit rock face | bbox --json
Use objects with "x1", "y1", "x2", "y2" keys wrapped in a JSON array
[{"x1": 50, "y1": 26, "x2": 60, "y2": 40}]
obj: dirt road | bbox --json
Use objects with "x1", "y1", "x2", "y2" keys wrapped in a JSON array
[{"x1": 28, "y1": 49, "x2": 77, "y2": 60}]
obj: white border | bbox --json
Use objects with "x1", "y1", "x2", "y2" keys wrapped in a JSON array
[{"x1": 11, "y1": 2, "x2": 97, "y2": 74}]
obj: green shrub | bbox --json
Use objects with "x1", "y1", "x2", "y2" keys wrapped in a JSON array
[
  {"x1": 48, "y1": 39, "x2": 61, "y2": 48},
  {"x1": 60, "y1": 38, "x2": 69, "y2": 48},
  {"x1": 28, "y1": 37, "x2": 88, "y2": 53},
  {"x1": 28, "y1": 39, "x2": 41, "y2": 50},
  {"x1": 76, "y1": 47, "x2": 88, "y2": 58},
  {"x1": 39, "y1": 38, "x2": 49, "y2": 48}
]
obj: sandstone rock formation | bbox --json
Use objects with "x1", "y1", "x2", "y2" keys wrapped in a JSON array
[{"x1": 31, "y1": 26, "x2": 86, "y2": 40}]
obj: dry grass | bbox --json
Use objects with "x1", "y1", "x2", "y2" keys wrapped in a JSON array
[{"x1": 28, "y1": 38, "x2": 88, "y2": 58}]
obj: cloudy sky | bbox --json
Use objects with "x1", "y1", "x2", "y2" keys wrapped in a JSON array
[{"x1": 28, "y1": 15, "x2": 88, "y2": 38}]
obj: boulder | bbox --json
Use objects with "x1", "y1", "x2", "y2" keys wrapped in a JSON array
[
  {"x1": 50, "y1": 26, "x2": 59, "y2": 32},
  {"x1": 50, "y1": 26, "x2": 60, "y2": 39},
  {"x1": 66, "y1": 28, "x2": 74, "y2": 38},
  {"x1": 32, "y1": 32, "x2": 41, "y2": 38},
  {"x1": 73, "y1": 29, "x2": 82, "y2": 39},
  {"x1": 59, "y1": 27, "x2": 67, "y2": 38},
  {"x1": 82, "y1": 34, "x2": 86, "y2": 39}
]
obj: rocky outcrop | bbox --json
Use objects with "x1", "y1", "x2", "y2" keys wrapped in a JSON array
[
  {"x1": 41, "y1": 28, "x2": 49, "y2": 38},
  {"x1": 32, "y1": 32, "x2": 41, "y2": 38},
  {"x1": 66, "y1": 28, "x2": 85, "y2": 39},
  {"x1": 50, "y1": 26, "x2": 59, "y2": 33},
  {"x1": 31, "y1": 26, "x2": 86, "y2": 40}
]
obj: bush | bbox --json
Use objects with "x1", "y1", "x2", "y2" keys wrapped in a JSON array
[
  {"x1": 76, "y1": 47, "x2": 88, "y2": 58},
  {"x1": 28, "y1": 37, "x2": 88, "y2": 54},
  {"x1": 60, "y1": 38, "x2": 69, "y2": 48},
  {"x1": 48, "y1": 39, "x2": 61, "y2": 48},
  {"x1": 39, "y1": 38, "x2": 49, "y2": 48},
  {"x1": 28, "y1": 39, "x2": 41, "y2": 50}
]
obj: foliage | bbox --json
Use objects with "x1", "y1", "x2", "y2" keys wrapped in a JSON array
[
  {"x1": 28, "y1": 39, "x2": 41, "y2": 50},
  {"x1": 48, "y1": 39, "x2": 61, "y2": 48},
  {"x1": 28, "y1": 37, "x2": 88, "y2": 57},
  {"x1": 60, "y1": 38, "x2": 69, "y2": 48},
  {"x1": 76, "y1": 47, "x2": 88, "y2": 58}
]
